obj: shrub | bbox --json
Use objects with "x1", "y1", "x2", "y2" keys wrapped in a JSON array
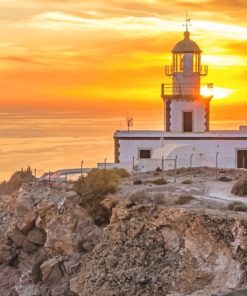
[
  {"x1": 227, "y1": 202, "x2": 247, "y2": 212},
  {"x1": 133, "y1": 180, "x2": 142, "y2": 185},
  {"x1": 182, "y1": 180, "x2": 192, "y2": 185},
  {"x1": 129, "y1": 191, "x2": 150, "y2": 204},
  {"x1": 112, "y1": 168, "x2": 130, "y2": 178},
  {"x1": 175, "y1": 194, "x2": 195, "y2": 205},
  {"x1": 74, "y1": 169, "x2": 120, "y2": 224},
  {"x1": 129, "y1": 191, "x2": 164, "y2": 205},
  {"x1": 150, "y1": 179, "x2": 168, "y2": 185},
  {"x1": 218, "y1": 176, "x2": 232, "y2": 182},
  {"x1": 0, "y1": 168, "x2": 34, "y2": 195},
  {"x1": 231, "y1": 175, "x2": 247, "y2": 196}
]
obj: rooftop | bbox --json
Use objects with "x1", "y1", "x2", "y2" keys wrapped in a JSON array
[
  {"x1": 114, "y1": 130, "x2": 247, "y2": 138},
  {"x1": 172, "y1": 31, "x2": 201, "y2": 53}
]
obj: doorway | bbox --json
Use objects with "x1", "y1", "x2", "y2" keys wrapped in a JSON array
[
  {"x1": 183, "y1": 111, "x2": 193, "y2": 132},
  {"x1": 237, "y1": 150, "x2": 247, "y2": 169}
]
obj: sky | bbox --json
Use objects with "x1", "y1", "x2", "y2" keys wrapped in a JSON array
[{"x1": 0, "y1": 0, "x2": 247, "y2": 122}]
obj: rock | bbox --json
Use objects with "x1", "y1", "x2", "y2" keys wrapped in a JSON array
[
  {"x1": 0, "y1": 265, "x2": 19, "y2": 295},
  {"x1": 161, "y1": 227, "x2": 181, "y2": 252},
  {"x1": 0, "y1": 244, "x2": 18, "y2": 264},
  {"x1": 9, "y1": 228, "x2": 26, "y2": 247},
  {"x1": 70, "y1": 276, "x2": 80, "y2": 294},
  {"x1": 21, "y1": 238, "x2": 39, "y2": 253},
  {"x1": 27, "y1": 228, "x2": 46, "y2": 246},
  {"x1": 137, "y1": 276, "x2": 151, "y2": 285},
  {"x1": 51, "y1": 280, "x2": 70, "y2": 296},
  {"x1": 65, "y1": 191, "x2": 80, "y2": 208},
  {"x1": 45, "y1": 207, "x2": 102, "y2": 255},
  {"x1": 15, "y1": 199, "x2": 32, "y2": 217},
  {"x1": 63, "y1": 255, "x2": 82, "y2": 275},
  {"x1": 77, "y1": 206, "x2": 247, "y2": 296},
  {"x1": 224, "y1": 291, "x2": 247, "y2": 296},
  {"x1": 40, "y1": 258, "x2": 63, "y2": 283},
  {"x1": 17, "y1": 211, "x2": 38, "y2": 234}
]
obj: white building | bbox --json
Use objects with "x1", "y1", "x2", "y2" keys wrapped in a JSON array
[{"x1": 111, "y1": 28, "x2": 247, "y2": 172}]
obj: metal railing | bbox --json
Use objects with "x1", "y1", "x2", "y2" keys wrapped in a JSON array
[{"x1": 161, "y1": 83, "x2": 213, "y2": 98}]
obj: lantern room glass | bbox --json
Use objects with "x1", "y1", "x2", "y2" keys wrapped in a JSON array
[{"x1": 173, "y1": 53, "x2": 201, "y2": 73}]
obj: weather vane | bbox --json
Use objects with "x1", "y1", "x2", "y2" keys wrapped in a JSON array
[{"x1": 183, "y1": 11, "x2": 191, "y2": 32}]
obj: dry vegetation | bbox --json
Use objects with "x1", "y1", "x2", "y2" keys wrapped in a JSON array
[
  {"x1": 0, "y1": 168, "x2": 33, "y2": 195},
  {"x1": 74, "y1": 169, "x2": 122, "y2": 225},
  {"x1": 175, "y1": 194, "x2": 195, "y2": 205},
  {"x1": 181, "y1": 179, "x2": 192, "y2": 184},
  {"x1": 227, "y1": 202, "x2": 247, "y2": 212},
  {"x1": 150, "y1": 178, "x2": 168, "y2": 185},
  {"x1": 231, "y1": 175, "x2": 247, "y2": 196}
]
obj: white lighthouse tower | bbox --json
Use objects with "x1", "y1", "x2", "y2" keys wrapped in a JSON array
[
  {"x1": 161, "y1": 23, "x2": 213, "y2": 133},
  {"x1": 113, "y1": 22, "x2": 247, "y2": 171}
]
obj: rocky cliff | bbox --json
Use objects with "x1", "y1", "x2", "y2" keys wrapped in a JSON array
[{"x1": 0, "y1": 169, "x2": 246, "y2": 296}]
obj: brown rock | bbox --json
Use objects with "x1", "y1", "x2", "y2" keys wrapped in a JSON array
[
  {"x1": 0, "y1": 265, "x2": 19, "y2": 295},
  {"x1": 70, "y1": 276, "x2": 80, "y2": 294},
  {"x1": 17, "y1": 211, "x2": 38, "y2": 234},
  {"x1": 0, "y1": 244, "x2": 18, "y2": 264},
  {"x1": 9, "y1": 228, "x2": 26, "y2": 247},
  {"x1": 63, "y1": 255, "x2": 81, "y2": 275},
  {"x1": 15, "y1": 199, "x2": 32, "y2": 217},
  {"x1": 45, "y1": 207, "x2": 102, "y2": 256},
  {"x1": 40, "y1": 258, "x2": 63, "y2": 283},
  {"x1": 22, "y1": 238, "x2": 39, "y2": 253},
  {"x1": 27, "y1": 228, "x2": 46, "y2": 246}
]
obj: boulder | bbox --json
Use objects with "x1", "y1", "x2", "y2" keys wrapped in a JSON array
[
  {"x1": 70, "y1": 276, "x2": 80, "y2": 295},
  {"x1": 63, "y1": 255, "x2": 82, "y2": 275},
  {"x1": 40, "y1": 258, "x2": 63, "y2": 283},
  {"x1": 21, "y1": 238, "x2": 39, "y2": 254},
  {"x1": 0, "y1": 244, "x2": 18, "y2": 264},
  {"x1": 27, "y1": 228, "x2": 46, "y2": 246},
  {"x1": 9, "y1": 228, "x2": 26, "y2": 247},
  {"x1": 0, "y1": 265, "x2": 19, "y2": 295},
  {"x1": 45, "y1": 207, "x2": 102, "y2": 255},
  {"x1": 17, "y1": 211, "x2": 38, "y2": 234},
  {"x1": 15, "y1": 199, "x2": 32, "y2": 217}
]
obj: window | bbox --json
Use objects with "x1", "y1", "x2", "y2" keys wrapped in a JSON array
[
  {"x1": 174, "y1": 54, "x2": 184, "y2": 72},
  {"x1": 139, "y1": 149, "x2": 151, "y2": 159},
  {"x1": 183, "y1": 111, "x2": 193, "y2": 132}
]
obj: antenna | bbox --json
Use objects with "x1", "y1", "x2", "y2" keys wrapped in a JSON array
[
  {"x1": 126, "y1": 115, "x2": 133, "y2": 132},
  {"x1": 183, "y1": 10, "x2": 191, "y2": 32}
]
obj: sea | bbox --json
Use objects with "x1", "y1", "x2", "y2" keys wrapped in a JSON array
[{"x1": 0, "y1": 110, "x2": 246, "y2": 181}]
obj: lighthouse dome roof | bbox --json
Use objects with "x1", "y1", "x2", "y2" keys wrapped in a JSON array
[{"x1": 172, "y1": 31, "x2": 201, "y2": 53}]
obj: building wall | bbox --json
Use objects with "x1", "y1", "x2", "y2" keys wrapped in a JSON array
[
  {"x1": 170, "y1": 100, "x2": 206, "y2": 132},
  {"x1": 117, "y1": 138, "x2": 247, "y2": 169}
]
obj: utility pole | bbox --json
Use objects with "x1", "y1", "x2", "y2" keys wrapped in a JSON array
[
  {"x1": 190, "y1": 154, "x2": 194, "y2": 182},
  {"x1": 174, "y1": 156, "x2": 177, "y2": 183},
  {"x1": 216, "y1": 152, "x2": 219, "y2": 180},
  {"x1": 161, "y1": 156, "x2": 164, "y2": 180},
  {"x1": 80, "y1": 160, "x2": 84, "y2": 186}
]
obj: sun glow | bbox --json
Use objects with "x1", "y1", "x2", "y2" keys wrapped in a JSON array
[{"x1": 201, "y1": 86, "x2": 235, "y2": 100}]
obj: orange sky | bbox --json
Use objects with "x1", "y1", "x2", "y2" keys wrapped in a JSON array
[{"x1": 0, "y1": 0, "x2": 247, "y2": 122}]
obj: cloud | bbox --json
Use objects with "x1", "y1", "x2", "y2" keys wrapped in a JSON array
[{"x1": 0, "y1": 55, "x2": 44, "y2": 65}]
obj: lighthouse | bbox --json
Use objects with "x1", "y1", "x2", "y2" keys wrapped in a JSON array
[
  {"x1": 161, "y1": 27, "x2": 213, "y2": 133},
  {"x1": 112, "y1": 24, "x2": 247, "y2": 170}
]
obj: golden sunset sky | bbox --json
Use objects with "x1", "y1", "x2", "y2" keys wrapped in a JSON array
[{"x1": 0, "y1": 0, "x2": 247, "y2": 122}]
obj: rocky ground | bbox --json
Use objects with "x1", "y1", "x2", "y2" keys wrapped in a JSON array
[{"x1": 0, "y1": 168, "x2": 246, "y2": 296}]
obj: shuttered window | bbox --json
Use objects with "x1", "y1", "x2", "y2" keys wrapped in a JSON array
[{"x1": 139, "y1": 149, "x2": 151, "y2": 159}]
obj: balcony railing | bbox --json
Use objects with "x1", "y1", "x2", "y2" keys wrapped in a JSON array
[
  {"x1": 161, "y1": 83, "x2": 214, "y2": 98},
  {"x1": 165, "y1": 65, "x2": 173, "y2": 76},
  {"x1": 200, "y1": 65, "x2": 208, "y2": 76},
  {"x1": 165, "y1": 65, "x2": 208, "y2": 76}
]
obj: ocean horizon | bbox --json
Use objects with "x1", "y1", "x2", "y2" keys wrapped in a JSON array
[{"x1": 0, "y1": 110, "x2": 246, "y2": 181}]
